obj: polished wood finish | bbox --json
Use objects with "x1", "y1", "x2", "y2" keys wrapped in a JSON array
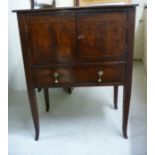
[
  {"x1": 77, "y1": 12, "x2": 127, "y2": 62},
  {"x1": 67, "y1": 87, "x2": 73, "y2": 94},
  {"x1": 14, "y1": 4, "x2": 137, "y2": 140},
  {"x1": 114, "y1": 85, "x2": 118, "y2": 109},
  {"x1": 37, "y1": 88, "x2": 42, "y2": 92},
  {"x1": 26, "y1": 13, "x2": 76, "y2": 65},
  {"x1": 43, "y1": 88, "x2": 50, "y2": 112},
  {"x1": 31, "y1": 65, "x2": 125, "y2": 87},
  {"x1": 64, "y1": 87, "x2": 73, "y2": 94},
  {"x1": 122, "y1": 8, "x2": 136, "y2": 139}
]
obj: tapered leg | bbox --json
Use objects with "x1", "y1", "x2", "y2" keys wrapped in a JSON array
[
  {"x1": 68, "y1": 87, "x2": 73, "y2": 94},
  {"x1": 64, "y1": 87, "x2": 73, "y2": 94},
  {"x1": 37, "y1": 88, "x2": 42, "y2": 92},
  {"x1": 122, "y1": 85, "x2": 132, "y2": 139},
  {"x1": 43, "y1": 88, "x2": 50, "y2": 112},
  {"x1": 114, "y1": 85, "x2": 118, "y2": 109},
  {"x1": 27, "y1": 88, "x2": 39, "y2": 141}
]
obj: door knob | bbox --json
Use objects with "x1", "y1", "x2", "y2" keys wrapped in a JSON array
[{"x1": 78, "y1": 35, "x2": 84, "y2": 40}]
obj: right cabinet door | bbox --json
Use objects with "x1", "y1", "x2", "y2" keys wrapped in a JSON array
[{"x1": 77, "y1": 11, "x2": 128, "y2": 62}]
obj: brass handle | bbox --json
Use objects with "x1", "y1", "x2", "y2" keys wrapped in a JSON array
[
  {"x1": 78, "y1": 35, "x2": 84, "y2": 40},
  {"x1": 97, "y1": 70, "x2": 104, "y2": 83},
  {"x1": 53, "y1": 72, "x2": 59, "y2": 84}
]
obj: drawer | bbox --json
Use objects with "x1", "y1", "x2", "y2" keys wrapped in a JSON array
[
  {"x1": 31, "y1": 68, "x2": 75, "y2": 87},
  {"x1": 31, "y1": 65, "x2": 125, "y2": 87},
  {"x1": 75, "y1": 66, "x2": 125, "y2": 85}
]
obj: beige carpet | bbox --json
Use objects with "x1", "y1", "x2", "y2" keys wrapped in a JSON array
[{"x1": 8, "y1": 61, "x2": 147, "y2": 155}]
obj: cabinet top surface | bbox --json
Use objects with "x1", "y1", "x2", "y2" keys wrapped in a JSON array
[{"x1": 13, "y1": 4, "x2": 138, "y2": 13}]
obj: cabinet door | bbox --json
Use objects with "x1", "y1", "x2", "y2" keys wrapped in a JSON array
[
  {"x1": 25, "y1": 12, "x2": 76, "y2": 65},
  {"x1": 77, "y1": 11, "x2": 128, "y2": 62}
]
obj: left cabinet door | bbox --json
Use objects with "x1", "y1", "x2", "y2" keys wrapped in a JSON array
[{"x1": 25, "y1": 12, "x2": 76, "y2": 65}]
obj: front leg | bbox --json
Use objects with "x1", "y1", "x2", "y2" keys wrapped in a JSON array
[
  {"x1": 27, "y1": 87, "x2": 40, "y2": 141},
  {"x1": 122, "y1": 84, "x2": 132, "y2": 139}
]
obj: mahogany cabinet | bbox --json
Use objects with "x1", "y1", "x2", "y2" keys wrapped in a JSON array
[{"x1": 13, "y1": 4, "x2": 138, "y2": 140}]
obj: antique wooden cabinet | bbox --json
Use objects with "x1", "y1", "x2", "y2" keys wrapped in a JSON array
[{"x1": 13, "y1": 4, "x2": 138, "y2": 140}]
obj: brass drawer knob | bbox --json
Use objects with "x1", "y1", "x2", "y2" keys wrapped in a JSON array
[
  {"x1": 98, "y1": 70, "x2": 104, "y2": 83},
  {"x1": 53, "y1": 72, "x2": 59, "y2": 84}
]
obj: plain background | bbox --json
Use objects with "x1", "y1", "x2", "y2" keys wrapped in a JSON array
[{"x1": 0, "y1": 0, "x2": 154, "y2": 154}]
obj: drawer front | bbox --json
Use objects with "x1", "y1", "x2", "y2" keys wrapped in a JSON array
[
  {"x1": 31, "y1": 68, "x2": 75, "y2": 87},
  {"x1": 31, "y1": 65, "x2": 125, "y2": 87},
  {"x1": 75, "y1": 66, "x2": 125, "y2": 84},
  {"x1": 76, "y1": 66, "x2": 124, "y2": 84}
]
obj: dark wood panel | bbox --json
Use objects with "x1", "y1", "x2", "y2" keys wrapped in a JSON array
[
  {"x1": 31, "y1": 65, "x2": 125, "y2": 87},
  {"x1": 25, "y1": 13, "x2": 77, "y2": 64},
  {"x1": 75, "y1": 65, "x2": 125, "y2": 84},
  {"x1": 31, "y1": 68, "x2": 75, "y2": 87},
  {"x1": 77, "y1": 12, "x2": 128, "y2": 62}
]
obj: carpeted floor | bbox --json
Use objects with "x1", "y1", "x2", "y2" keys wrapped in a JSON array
[{"x1": 8, "y1": 61, "x2": 147, "y2": 155}]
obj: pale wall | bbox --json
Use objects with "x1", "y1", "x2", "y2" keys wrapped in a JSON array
[
  {"x1": 142, "y1": 7, "x2": 147, "y2": 72},
  {"x1": 131, "y1": 0, "x2": 146, "y2": 59}
]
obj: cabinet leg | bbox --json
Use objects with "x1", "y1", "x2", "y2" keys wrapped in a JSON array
[
  {"x1": 64, "y1": 87, "x2": 73, "y2": 94},
  {"x1": 28, "y1": 88, "x2": 39, "y2": 141},
  {"x1": 122, "y1": 85, "x2": 131, "y2": 139},
  {"x1": 68, "y1": 87, "x2": 73, "y2": 94},
  {"x1": 37, "y1": 88, "x2": 42, "y2": 92},
  {"x1": 114, "y1": 85, "x2": 118, "y2": 109},
  {"x1": 43, "y1": 88, "x2": 50, "y2": 112}
]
